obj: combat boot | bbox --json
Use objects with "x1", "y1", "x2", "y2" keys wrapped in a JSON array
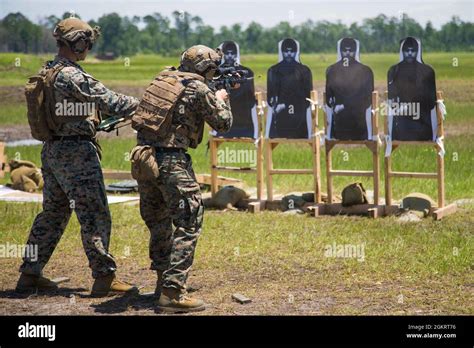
[
  {"x1": 156, "y1": 287, "x2": 205, "y2": 313},
  {"x1": 15, "y1": 273, "x2": 58, "y2": 292},
  {"x1": 91, "y1": 273, "x2": 139, "y2": 297},
  {"x1": 155, "y1": 271, "x2": 163, "y2": 298}
]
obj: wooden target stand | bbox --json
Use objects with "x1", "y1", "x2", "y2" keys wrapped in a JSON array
[
  {"x1": 209, "y1": 91, "x2": 265, "y2": 212},
  {"x1": 309, "y1": 91, "x2": 385, "y2": 218},
  {"x1": 384, "y1": 91, "x2": 457, "y2": 220},
  {"x1": 0, "y1": 142, "x2": 8, "y2": 179},
  {"x1": 264, "y1": 90, "x2": 322, "y2": 211}
]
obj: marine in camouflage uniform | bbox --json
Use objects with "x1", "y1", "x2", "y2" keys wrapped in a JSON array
[
  {"x1": 17, "y1": 18, "x2": 139, "y2": 296},
  {"x1": 134, "y1": 45, "x2": 232, "y2": 312}
]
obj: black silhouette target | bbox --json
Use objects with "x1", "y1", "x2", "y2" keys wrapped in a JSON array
[
  {"x1": 325, "y1": 38, "x2": 374, "y2": 140},
  {"x1": 387, "y1": 36, "x2": 437, "y2": 141},
  {"x1": 266, "y1": 38, "x2": 313, "y2": 139},
  {"x1": 214, "y1": 40, "x2": 257, "y2": 138}
]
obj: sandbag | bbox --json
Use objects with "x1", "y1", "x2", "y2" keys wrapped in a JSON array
[
  {"x1": 341, "y1": 182, "x2": 368, "y2": 207},
  {"x1": 206, "y1": 185, "x2": 249, "y2": 210},
  {"x1": 401, "y1": 192, "x2": 436, "y2": 217},
  {"x1": 9, "y1": 160, "x2": 43, "y2": 192}
]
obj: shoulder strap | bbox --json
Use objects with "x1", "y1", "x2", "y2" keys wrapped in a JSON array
[
  {"x1": 43, "y1": 62, "x2": 67, "y2": 130},
  {"x1": 44, "y1": 61, "x2": 66, "y2": 88}
]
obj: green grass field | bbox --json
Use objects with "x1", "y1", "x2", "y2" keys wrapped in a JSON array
[
  {"x1": 1, "y1": 52, "x2": 473, "y2": 199},
  {"x1": 3, "y1": 132, "x2": 473, "y2": 201},
  {"x1": 0, "y1": 200, "x2": 472, "y2": 315},
  {"x1": 0, "y1": 53, "x2": 472, "y2": 315},
  {"x1": 1, "y1": 52, "x2": 473, "y2": 86}
]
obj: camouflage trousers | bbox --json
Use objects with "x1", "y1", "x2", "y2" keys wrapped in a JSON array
[
  {"x1": 137, "y1": 150, "x2": 203, "y2": 291},
  {"x1": 19, "y1": 140, "x2": 117, "y2": 279}
]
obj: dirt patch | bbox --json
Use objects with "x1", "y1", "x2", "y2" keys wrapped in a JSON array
[
  {"x1": 0, "y1": 86, "x2": 26, "y2": 104},
  {"x1": 0, "y1": 85, "x2": 145, "y2": 106},
  {"x1": 2, "y1": 121, "x2": 470, "y2": 143},
  {"x1": 0, "y1": 125, "x2": 34, "y2": 143},
  {"x1": 0, "y1": 123, "x2": 137, "y2": 142},
  {"x1": 0, "y1": 259, "x2": 470, "y2": 315}
]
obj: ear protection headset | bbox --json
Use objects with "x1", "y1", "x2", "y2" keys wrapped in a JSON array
[
  {"x1": 54, "y1": 25, "x2": 100, "y2": 54},
  {"x1": 62, "y1": 30, "x2": 94, "y2": 54},
  {"x1": 70, "y1": 31, "x2": 94, "y2": 54}
]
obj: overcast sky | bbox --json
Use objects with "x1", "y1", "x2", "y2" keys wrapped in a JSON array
[{"x1": 1, "y1": 0, "x2": 472, "y2": 29}]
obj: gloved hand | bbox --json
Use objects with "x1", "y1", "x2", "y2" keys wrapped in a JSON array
[
  {"x1": 334, "y1": 104, "x2": 345, "y2": 114},
  {"x1": 275, "y1": 103, "x2": 286, "y2": 113}
]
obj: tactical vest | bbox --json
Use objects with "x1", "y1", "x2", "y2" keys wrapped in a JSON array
[
  {"x1": 132, "y1": 68, "x2": 205, "y2": 143},
  {"x1": 25, "y1": 61, "x2": 100, "y2": 141}
]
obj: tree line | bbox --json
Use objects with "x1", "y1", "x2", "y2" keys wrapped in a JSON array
[{"x1": 0, "y1": 11, "x2": 472, "y2": 56}]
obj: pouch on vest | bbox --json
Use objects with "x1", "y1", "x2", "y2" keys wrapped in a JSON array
[
  {"x1": 131, "y1": 68, "x2": 204, "y2": 140},
  {"x1": 341, "y1": 182, "x2": 369, "y2": 207},
  {"x1": 130, "y1": 145, "x2": 159, "y2": 181}
]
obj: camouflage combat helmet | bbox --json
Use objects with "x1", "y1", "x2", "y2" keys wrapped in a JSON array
[
  {"x1": 53, "y1": 17, "x2": 101, "y2": 53},
  {"x1": 180, "y1": 45, "x2": 222, "y2": 75}
]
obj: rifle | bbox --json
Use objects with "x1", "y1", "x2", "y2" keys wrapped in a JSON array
[
  {"x1": 208, "y1": 66, "x2": 253, "y2": 93},
  {"x1": 97, "y1": 67, "x2": 251, "y2": 133}
]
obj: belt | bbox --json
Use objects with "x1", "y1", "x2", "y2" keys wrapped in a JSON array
[
  {"x1": 51, "y1": 135, "x2": 93, "y2": 142},
  {"x1": 155, "y1": 147, "x2": 186, "y2": 153}
]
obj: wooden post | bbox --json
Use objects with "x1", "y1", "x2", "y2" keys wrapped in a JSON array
[
  {"x1": 322, "y1": 92, "x2": 331, "y2": 204},
  {"x1": 256, "y1": 92, "x2": 264, "y2": 201},
  {"x1": 266, "y1": 142, "x2": 274, "y2": 201},
  {"x1": 436, "y1": 90, "x2": 445, "y2": 208},
  {"x1": 436, "y1": 91, "x2": 444, "y2": 139},
  {"x1": 323, "y1": 92, "x2": 328, "y2": 133},
  {"x1": 372, "y1": 91, "x2": 380, "y2": 205},
  {"x1": 383, "y1": 90, "x2": 392, "y2": 206},
  {"x1": 384, "y1": 157, "x2": 392, "y2": 206},
  {"x1": 311, "y1": 90, "x2": 321, "y2": 203},
  {"x1": 436, "y1": 143, "x2": 445, "y2": 208},
  {"x1": 322, "y1": 92, "x2": 333, "y2": 205},
  {"x1": 0, "y1": 142, "x2": 6, "y2": 179},
  {"x1": 326, "y1": 145, "x2": 333, "y2": 204},
  {"x1": 210, "y1": 135, "x2": 219, "y2": 197}
]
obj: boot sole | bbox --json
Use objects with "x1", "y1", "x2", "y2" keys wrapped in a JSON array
[{"x1": 156, "y1": 304, "x2": 206, "y2": 314}]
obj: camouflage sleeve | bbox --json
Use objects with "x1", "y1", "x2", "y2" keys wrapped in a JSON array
[
  {"x1": 54, "y1": 67, "x2": 139, "y2": 118},
  {"x1": 194, "y1": 82, "x2": 233, "y2": 133}
]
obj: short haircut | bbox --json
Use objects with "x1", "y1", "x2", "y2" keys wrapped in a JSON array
[
  {"x1": 340, "y1": 38, "x2": 356, "y2": 51},
  {"x1": 402, "y1": 37, "x2": 419, "y2": 51},
  {"x1": 281, "y1": 38, "x2": 297, "y2": 52},
  {"x1": 222, "y1": 41, "x2": 237, "y2": 54}
]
